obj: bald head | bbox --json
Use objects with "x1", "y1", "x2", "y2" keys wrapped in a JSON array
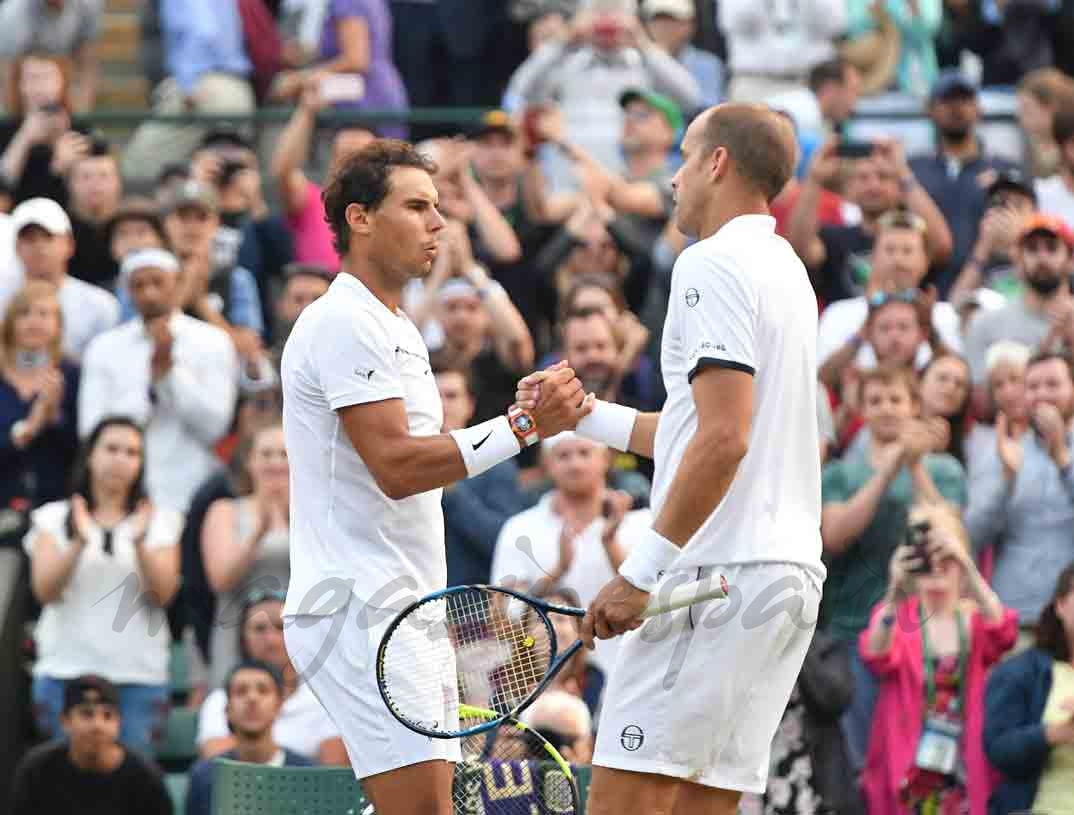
[{"x1": 697, "y1": 104, "x2": 798, "y2": 202}]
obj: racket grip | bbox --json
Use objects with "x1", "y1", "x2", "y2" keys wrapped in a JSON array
[{"x1": 640, "y1": 574, "x2": 729, "y2": 618}]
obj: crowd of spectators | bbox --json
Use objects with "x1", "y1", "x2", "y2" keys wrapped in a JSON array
[{"x1": 3, "y1": 1, "x2": 1074, "y2": 814}]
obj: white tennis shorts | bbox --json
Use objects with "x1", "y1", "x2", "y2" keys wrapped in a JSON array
[
  {"x1": 283, "y1": 599, "x2": 461, "y2": 780},
  {"x1": 593, "y1": 562, "x2": 822, "y2": 794}
]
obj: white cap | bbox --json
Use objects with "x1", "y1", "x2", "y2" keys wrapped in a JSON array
[
  {"x1": 119, "y1": 248, "x2": 180, "y2": 282},
  {"x1": 12, "y1": 197, "x2": 72, "y2": 236},
  {"x1": 438, "y1": 277, "x2": 480, "y2": 302},
  {"x1": 644, "y1": 0, "x2": 694, "y2": 18}
]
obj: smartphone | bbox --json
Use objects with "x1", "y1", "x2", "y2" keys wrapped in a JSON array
[
  {"x1": 320, "y1": 73, "x2": 366, "y2": 104},
  {"x1": 836, "y1": 140, "x2": 874, "y2": 159},
  {"x1": 906, "y1": 521, "x2": 933, "y2": 574}
]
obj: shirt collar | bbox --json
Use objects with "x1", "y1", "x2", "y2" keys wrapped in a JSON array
[
  {"x1": 332, "y1": 272, "x2": 408, "y2": 320},
  {"x1": 135, "y1": 311, "x2": 181, "y2": 339},
  {"x1": 717, "y1": 214, "x2": 777, "y2": 237}
]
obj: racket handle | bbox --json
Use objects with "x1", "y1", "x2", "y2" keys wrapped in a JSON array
[{"x1": 640, "y1": 575, "x2": 729, "y2": 618}]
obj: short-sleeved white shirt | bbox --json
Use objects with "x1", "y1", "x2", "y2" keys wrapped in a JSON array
[
  {"x1": 653, "y1": 215, "x2": 824, "y2": 573},
  {"x1": 281, "y1": 273, "x2": 445, "y2": 616},
  {"x1": 25, "y1": 499, "x2": 183, "y2": 685}
]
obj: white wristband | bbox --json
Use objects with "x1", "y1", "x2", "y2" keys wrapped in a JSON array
[
  {"x1": 450, "y1": 415, "x2": 521, "y2": 477},
  {"x1": 575, "y1": 399, "x2": 638, "y2": 451},
  {"x1": 618, "y1": 528, "x2": 681, "y2": 593}
]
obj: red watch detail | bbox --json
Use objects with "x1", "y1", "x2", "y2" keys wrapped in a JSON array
[{"x1": 507, "y1": 405, "x2": 539, "y2": 447}]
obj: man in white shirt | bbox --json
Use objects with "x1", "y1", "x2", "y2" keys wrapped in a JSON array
[
  {"x1": 278, "y1": 140, "x2": 591, "y2": 815},
  {"x1": 78, "y1": 249, "x2": 238, "y2": 512},
  {"x1": 9, "y1": 198, "x2": 119, "y2": 359},
  {"x1": 490, "y1": 432, "x2": 650, "y2": 673},
  {"x1": 520, "y1": 104, "x2": 824, "y2": 815}
]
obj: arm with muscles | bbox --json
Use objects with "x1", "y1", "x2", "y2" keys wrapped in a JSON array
[
  {"x1": 821, "y1": 442, "x2": 905, "y2": 555},
  {"x1": 269, "y1": 80, "x2": 322, "y2": 215},
  {"x1": 786, "y1": 143, "x2": 838, "y2": 274},
  {"x1": 130, "y1": 502, "x2": 180, "y2": 606}
]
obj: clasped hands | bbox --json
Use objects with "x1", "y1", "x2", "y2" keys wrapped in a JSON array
[{"x1": 517, "y1": 360, "x2": 594, "y2": 438}]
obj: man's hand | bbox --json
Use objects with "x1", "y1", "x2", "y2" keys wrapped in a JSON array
[
  {"x1": 873, "y1": 439, "x2": 907, "y2": 476},
  {"x1": 147, "y1": 318, "x2": 174, "y2": 384},
  {"x1": 873, "y1": 137, "x2": 913, "y2": 186},
  {"x1": 516, "y1": 360, "x2": 570, "y2": 411},
  {"x1": 996, "y1": 411, "x2": 1024, "y2": 481},
  {"x1": 580, "y1": 575, "x2": 649, "y2": 649},
  {"x1": 529, "y1": 364, "x2": 593, "y2": 437},
  {"x1": 1033, "y1": 402, "x2": 1071, "y2": 469},
  {"x1": 808, "y1": 139, "x2": 843, "y2": 189},
  {"x1": 901, "y1": 420, "x2": 934, "y2": 463},
  {"x1": 50, "y1": 130, "x2": 90, "y2": 176}
]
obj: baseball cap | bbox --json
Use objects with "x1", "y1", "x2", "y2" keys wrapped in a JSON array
[
  {"x1": 929, "y1": 69, "x2": 977, "y2": 103},
  {"x1": 644, "y1": 0, "x2": 694, "y2": 18},
  {"x1": 471, "y1": 110, "x2": 516, "y2": 141},
  {"x1": 107, "y1": 196, "x2": 165, "y2": 242},
  {"x1": 162, "y1": 179, "x2": 218, "y2": 215},
  {"x1": 119, "y1": 248, "x2": 180, "y2": 282},
  {"x1": 63, "y1": 675, "x2": 119, "y2": 713},
  {"x1": 619, "y1": 88, "x2": 684, "y2": 134},
  {"x1": 12, "y1": 197, "x2": 72, "y2": 237},
  {"x1": 1018, "y1": 213, "x2": 1074, "y2": 248},
  {"x1": 987, "y1": 169, "x2": 1036, "y2": 204}
]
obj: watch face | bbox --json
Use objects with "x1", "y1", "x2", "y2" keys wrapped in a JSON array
[{"x1": 514, "y1": 415, "x2": 534, "y2": 433}]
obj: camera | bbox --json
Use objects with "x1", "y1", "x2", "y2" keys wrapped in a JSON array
[{"x1": 906, "y1": 520, "x2": 932, "y2": 574}]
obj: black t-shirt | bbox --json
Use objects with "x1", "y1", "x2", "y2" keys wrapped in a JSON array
[
  {"x1": 11, "y1": 741, "x2": 172, "y2": 815},
  {"x1": 470, "y1": 346, "x2": 524, "y2": 426},
  {"x1": 69, "y1": 215, "x2": 119, "y2": 289},
  {"x1": 815, "y1": 224, "x2": 874, "y2": 305},
  {"x1": 0, "y1": 116, "x2": 90, "y2": 206}
]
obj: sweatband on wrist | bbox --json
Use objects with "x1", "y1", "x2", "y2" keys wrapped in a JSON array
[
  {"x1": 575, "y1": 399, "x2": 638, "y2": 451},
  {"x1": 450, "y1": 415, "x2": 521, "y2": 477},
  {"x1": 618, "y1": 528, "x2": 681, "y2": 593}
]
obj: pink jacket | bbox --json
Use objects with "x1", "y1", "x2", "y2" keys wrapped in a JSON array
[{"x1": 858, "y1": 597, "x2": 1019, "y2": 815}]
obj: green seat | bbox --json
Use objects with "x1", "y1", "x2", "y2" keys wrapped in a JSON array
[
  {"x1": 164, "y1": 772, "x2": 189, "y2": 815},
  {"x1": 212, "y1": 760, "x2": 369, "y2": 814},
  {"x1": 169, "y1": 640, "x2": 192, "y2": 701},
  {"x1": 157, "y1": 707, "x2": 200, "y2": 772}
]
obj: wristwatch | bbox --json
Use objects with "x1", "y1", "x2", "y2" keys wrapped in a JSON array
[{"x1": 507, "y1": 405, "x2": 539, "y2": 447}]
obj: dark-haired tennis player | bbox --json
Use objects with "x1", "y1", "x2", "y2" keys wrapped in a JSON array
[
  {"x1": 519, "y1": 104, "x2": 826, "y2": 815},
  {"x1": 279, "y1": 140, "x2": 590, "y2": 815}
]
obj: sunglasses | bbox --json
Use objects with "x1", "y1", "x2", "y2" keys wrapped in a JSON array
[
  {"x1": 243, "y1": 588, "x2": 286, "y2": 610},
  {"x1": 868, "y1": 289, "x2": 919, "y2": 308}
]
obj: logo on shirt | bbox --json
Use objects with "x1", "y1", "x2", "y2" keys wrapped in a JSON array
[
  {"x1": 620, "y1": 725, "x2": 645, "y2": 751},
  {"x1": 685, "y1": 288, "x2": 700, "y2": 308},
  {"x1": 355, "y1": 368, "x2": 375, "y2": 380}
]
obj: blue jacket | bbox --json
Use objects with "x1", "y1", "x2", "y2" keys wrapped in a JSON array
[{"x1": 983, "y1": 647, "x2": 1054, "y2": 815}]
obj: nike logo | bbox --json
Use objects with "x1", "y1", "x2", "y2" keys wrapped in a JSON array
[{"x1": 472, "y1": 431, "x2": 493, "y2": 451}]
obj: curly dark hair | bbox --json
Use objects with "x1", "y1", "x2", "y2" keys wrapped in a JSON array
[
  {"x1": 321, "y1": 139, "x2": 437, "y2": 256},
  {"x1": 1036, "y1": 563, "x2": 1074, "y2": 661}
]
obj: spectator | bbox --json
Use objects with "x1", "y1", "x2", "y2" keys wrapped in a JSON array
[
  {"x1": 519, "y1": 688, "x2": 595, "y2": 764},
  {"x1": 641, "y1": 0, "x2": 723, "y2": 108},
  {"x1": 186, "y1": 660, "x2": 315, "y2": 815},
  {"x1": 1018, "y1": 69, "x2": 1074, "y2": 180},
  {"x1": 0, "y1": 0, "x2": 101, "y2": 113},
  {"x1": 859, "y1": 501, "x2": 1016, "y2": 815},
  {"x1": 491, "y1": 431, "x2": 651, "y2": 673},
  {"x1": 739, "y1": 629, "x2": 860, "y2": 815},
  {"x1": 560, "y1": 305, "x2": 652, "y2": 411},
  {"x1": 271, "y1": 0, "x2": 409, "y2": 140},
  {"x1": 965, "y1": 340, "x2": 1031, "y2": 474},
  {"x1": 270, "y1": 77, "x2": 375, "y2": 271},
  {"x1": 201, "y1": 424, "x2": 289, "y2": 688},
  {"x1": 985, "y1": 562, "x2": 1074, "y2": 814},
  {"x1": 65, "y1": 139, "x2": 123, "y2": 289},
  {"x1": 121, "y1": 0, "x2": 255, "y2": 184},
  {"x1": 963, "y1": 214, "x2": 1074, "y2": 387},
  {"x1": 949, "y1": 169, "x2": 1038, "y2": 302},
  {"x1": 719, "y1": 0, "x2": 845, "y2": 103},
  {"x1": 24, "y1": 417, "x2": 182, "y2": 753},
  {"x1": 908, "y1": 70, "x2": 1021, "y2": 294},
  {"x1": 79, "y1": 249, "x2": 238, "y2": 511},
  {"x1": 506, "y1": 0, "x2": 700, "y2": 179},
  {"x1": 1036, "y1": 104, "x2": 1074, "y2": 228},
  {"x1": 816, "y1": 211, "x2": 961, "y2": 377},
  {"x1": 821, "y1": 365, "x2": 967, "y2": 771},
  {"x1": 846, "y1": 0, "x2": 942, "y2": 97},
  {"x1": 438, "y1": 366, "x2": 529, "y2": 587},
  {"x1": 768, "y1": 57, "x2": 862, "y2": 146},
  {"x1": 269, "y1": 263, "x2": 333, "y2": 366},
  {"x1": 9, "y1": 197, "x2": 119, "y2": 358},
  {"x1": 196, "y1": 592, "x2": 345, "y2": 763},
  {"x1": 106, "y1": 197, "x2": 169, "y2": 275},
  {"x1": 965, "y1": 351, "x2": 1074, "y2": 638},
  {"x1": 11, "y1": 675, "x2": 171, "y2": 815},
  {"x1": 528, "y1": 585, "x2": 606, "y2": 716},
  {"x1": 0, "y1": 281, "x2": 78, "y2": 541},
  {"x1": 917, "y1": 351, "x2": 973, "y2": 463},
  {"x1": 0, "y1": 52, "x2": 89, "y2": 205},
  {"x1": 789, "y1": 137, "x2": 953, "y2": 305}
]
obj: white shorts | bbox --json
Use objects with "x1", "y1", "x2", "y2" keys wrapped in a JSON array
[
  {"x1": 283, "y1": 598, "x2": 461, "y2": 780},
  {"x1": 592, "y1": 562, "x2": 822, "y2": 794}
]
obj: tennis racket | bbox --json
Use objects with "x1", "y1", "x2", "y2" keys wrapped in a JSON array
[
  {"x1": 376, "y1": 576, "x2": 729, "y2": 739},
  {"x1": 454, "y1": 704, "x2": 579, "y2": 815}
]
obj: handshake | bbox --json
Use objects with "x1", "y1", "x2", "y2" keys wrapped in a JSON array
[{"x1": 514, "y1": 360, "x2": 595, "y2": 439}]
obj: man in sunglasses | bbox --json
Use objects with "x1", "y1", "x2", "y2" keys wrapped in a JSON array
[{"x1": 817, "y1": 211, "x2": 962, "y2": 378}]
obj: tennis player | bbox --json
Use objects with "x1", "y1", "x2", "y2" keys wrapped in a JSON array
[
  {"x1": 519, "y1": 104, "x2": 826, "y2": 814},
  {"x1": 279, "y1": 140, "x2": 590, "y2": 815}
]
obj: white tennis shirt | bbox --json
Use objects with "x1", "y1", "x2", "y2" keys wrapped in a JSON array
[
  {"x1": 653, "y1": 215, "x2": 824, "y2": 574},
  {"x1": 281, "y1": 273, "x2": 445, "y2": 617}
]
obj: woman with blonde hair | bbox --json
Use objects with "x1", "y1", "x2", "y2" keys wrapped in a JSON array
[
  {"x1": 0, "y1": 281, "x2": 78, "y2": 542},
  {"x1": 860, "y1": 501, "x2": 1017, "y2": 814}
]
